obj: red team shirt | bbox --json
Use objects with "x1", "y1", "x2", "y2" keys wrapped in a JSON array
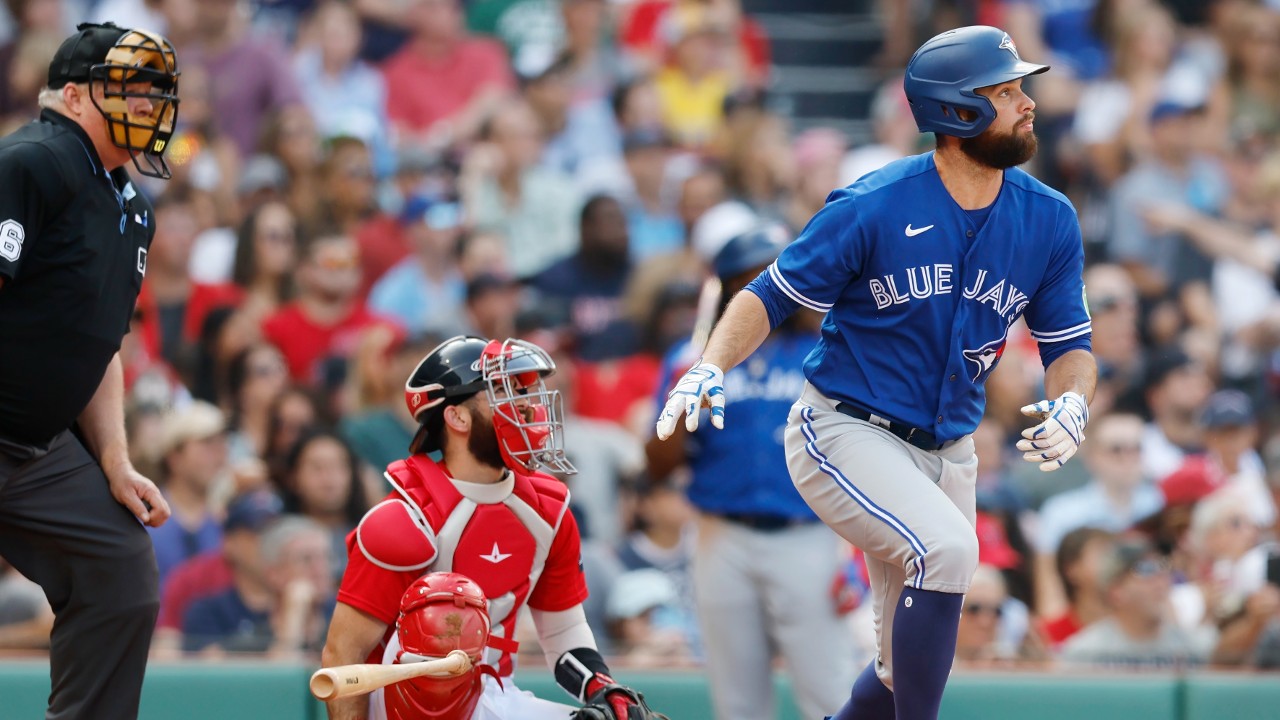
[{"x1": 336, "y1": 455, "x2": 588, "y2": 677}]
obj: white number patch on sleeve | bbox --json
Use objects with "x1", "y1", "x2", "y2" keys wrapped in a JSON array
[{"x1": 0, "y1": 219, "x2": 24, "y2": 262}]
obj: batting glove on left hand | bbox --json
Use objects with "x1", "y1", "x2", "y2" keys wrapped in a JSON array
[
  {"x1": 1016, "y1": 391, "x2": 1089, "y2": 472},
  {"x1": 655, "y1": 360, "x2": 725, "y2": 441}
]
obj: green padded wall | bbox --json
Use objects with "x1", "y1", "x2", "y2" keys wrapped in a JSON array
[
  {"x1": 941, "y1": 673, "x2": 1181, "y2": 720},
  {"x1": 1183, "y1": 673, "x2": 1280, "y2": 720}
]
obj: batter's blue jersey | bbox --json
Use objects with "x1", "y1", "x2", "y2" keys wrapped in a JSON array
[
  {"x1": 656, "y1": 333, "x2": 820, "y2": 519},
  {"x1": 746, "y1": 152, "x2": 1091, "y2": 443}
]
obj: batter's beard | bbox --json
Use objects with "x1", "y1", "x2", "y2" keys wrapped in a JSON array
[
  {"x1": 961, "y1": 121, "x2": 1038, "y2": 169},
  {"x1": 467, "y1": 409, "x2": 508, "y2": 471}
]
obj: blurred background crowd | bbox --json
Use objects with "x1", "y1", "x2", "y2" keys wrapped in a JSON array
[{"x1": 1, "y1": 0, "x2": 1280, "y2": 680}]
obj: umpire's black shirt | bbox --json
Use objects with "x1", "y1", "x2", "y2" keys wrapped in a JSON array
[{"x1": 0, "y1": 109, "x2": 155, "y2": 447}]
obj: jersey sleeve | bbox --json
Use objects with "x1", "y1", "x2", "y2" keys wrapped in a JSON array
[
  {"x1": 0, "y1": 145, "x2": 55, "y2": 282},
  {"x1": 1022, "y1": 208, "x2": 1092, "y2": 367},
  {"x1": 335, "y1": 530, "x2": 417, "y2": 626},
  {"x1": 749, "y1": 190, "x2": 866, "y2": 326},
  {"x1": 527, "y1": 508, "x2": 590, "y2": 613}
]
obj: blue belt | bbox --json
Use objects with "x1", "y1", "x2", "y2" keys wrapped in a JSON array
[{"x1": 835, "y1": 402, "x2": 943, "y2": 451}]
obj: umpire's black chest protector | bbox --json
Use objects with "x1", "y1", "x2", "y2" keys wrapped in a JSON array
[{"x1": 0, "y1": 109, "x2": 155, "y2": 446}]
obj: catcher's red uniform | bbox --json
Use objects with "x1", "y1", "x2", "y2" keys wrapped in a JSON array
[{"x1": 336, "y1": 454, "x2": 589, "y2": 680}]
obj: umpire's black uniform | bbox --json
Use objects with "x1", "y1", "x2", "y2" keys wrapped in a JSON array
[{"x1": 0, "y1": 22, "x2": 178, "y2": 720}]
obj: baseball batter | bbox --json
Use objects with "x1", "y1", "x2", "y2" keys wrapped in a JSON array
[
  {"x1": 322, "y1": 336, "x2": 668, "y2": 720},
  {"x1": 656, "y1": 26, "x2": 1097, "y2": 720}
]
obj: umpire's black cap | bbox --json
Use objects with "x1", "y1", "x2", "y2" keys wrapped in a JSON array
[{"x1": 48, "y1": 22, "x2": 129, "y2": 88}]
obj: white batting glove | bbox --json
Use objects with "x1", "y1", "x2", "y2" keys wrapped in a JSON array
[
  {"x1": 1016, "y1": 391, "x2": 1089, "y2": 472},
  {"x1": 655, "y1": 360, "x2": 725, "y2": 441}
]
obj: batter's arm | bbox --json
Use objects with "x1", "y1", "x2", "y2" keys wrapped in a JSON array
[
  {"x1": 701, "y1": 290, "x2": 773, "y2": 372},
  {"x1": 322, "y1": 602, "x2": 391, "y2": 720},
  {"x1": 77, "y1": 353, "x2": 170, "y2": 527},
  {"x1": 1042, "y1": 349, "x2": 1097, "y2": 405}
]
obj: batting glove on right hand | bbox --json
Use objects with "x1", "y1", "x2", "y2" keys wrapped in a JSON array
[
  {"x1": 1016, "y1": 391, "x2": 1089, "y2": 472},
  {"x1": 654, "y1": 360, "x2": 725, "y2": 441}
]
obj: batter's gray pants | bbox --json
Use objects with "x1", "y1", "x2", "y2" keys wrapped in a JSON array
[
  {"x1": 693, "y1": 513, "x2": 857, "y2": 720},
  {"x1": 0, "y1": 430, "x2": 159, "y2": 720},
  {"x1": 784, "y1": 383, "x2": 979, "y2": 690}
]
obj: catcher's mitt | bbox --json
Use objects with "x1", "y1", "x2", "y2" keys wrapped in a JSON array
[{"x1": 571, "y1": 683, "x2": 671, "y2": 720}]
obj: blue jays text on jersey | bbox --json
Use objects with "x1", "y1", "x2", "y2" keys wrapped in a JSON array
[
  {"x1": 746, "y1": 152, "x2": 1091, "y2": 443},
  {"x1": 656, "y1": 334, "x2": 820, "y2": 519}
]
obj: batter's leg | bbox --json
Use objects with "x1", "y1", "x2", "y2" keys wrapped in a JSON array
[
  {"x1": 0, "y1": 432, "x2": 159, "y2": 720},
  {"x1": 692, "y1": 515, "x2": 775, "y2": 720}
]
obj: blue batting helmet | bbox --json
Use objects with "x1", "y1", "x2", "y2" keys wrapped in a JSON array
[
  {"x1": 904, "y1": 26, "x2": 1049, "y2": 138},
  {"x1": 713, "y1": 223, "x2": 790, "y2": 280}
]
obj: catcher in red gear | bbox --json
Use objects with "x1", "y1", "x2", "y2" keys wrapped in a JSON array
[{"x1": 320, "y1": 337, "x2": 669, "y2": 720}]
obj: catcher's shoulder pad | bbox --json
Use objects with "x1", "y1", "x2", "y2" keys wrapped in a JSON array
[{"x1": 356, "y1": 498, "x2": 437, "y2": 572}]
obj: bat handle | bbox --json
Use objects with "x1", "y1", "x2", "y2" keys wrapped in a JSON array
[{"x1": 310, "y1": 669, "x2": 345, "y2": 702}]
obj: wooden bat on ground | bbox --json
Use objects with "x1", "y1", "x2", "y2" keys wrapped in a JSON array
[{"x1": 310, "y1": 650, "x2": 473, "y2": 701}]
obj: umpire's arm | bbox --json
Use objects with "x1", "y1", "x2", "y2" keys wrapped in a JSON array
[{"x1": 77, "y1": 353, "x2": 170, "y2": 526}]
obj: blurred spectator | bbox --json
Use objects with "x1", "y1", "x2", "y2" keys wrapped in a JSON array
[
  {"x1": 275, "y1": 429, "x2": 370, "y2": 582},
  {"x1": 620, "y1": 127, "x2": 683, "y2": 260},
  {"x1": 134, "y1": 187, "x2": 243, "y2": 391},
  {"x1": 531, "y1": 194, "x2": 640, "y2": 361},
  {"x1": 311, "y1": 136, "x2": 380, "y2": 238},
  {"x1": 840, "y1": 75, "x2": 918, "y2": 185},
  {"x1": 162, "y1": 64, "x2": 242, "y2": 235},
  {"x1": 182, "y1": 515, "x2": 335, "y2": 658},
  {"x1": 367, "y1": 197, "x2": 467, "y2": 337},
  {"x1": 955, "y1": 564, "x2": 1042, "y2": 666},
  {"x1": 381, "y1": 0, "x2": 514, "y2": 150},
  {"x1": 222, "y1": 342, "x2": 290, "y2": 464},
  {"x1": 182, "y1": 0, "x2": 305, "y2": 157},
  {"x1": 265, "y1": 385, "x2": 324, "y2": 480},
  {"x1": 1084, "y1": 263, "x2": 1142, "y2": 416},
  {"x1": 261, "y1": 232, "x2": 398, "y2": 385},
  {"x1": 653, "y1": 3, "x2": 732, "y2": 149},
  {"x1": 149, "y1": 402, "x2": 231, "y2": 587},
  {"x1": 559, "y1": 0, "x2": 630, "y2": 103},
  {"x1": 1040, "y1": 527, "x2": 1115, "y2": 649},
  {"x1": 645, "y1": 225, "x2": 854, "y2": 720},
  {"x1": 1060, "y1": 536, "x2": 1212, "y2": 668},
  {"x1": 523, "y1": 53, "x2": 626, "y2": 195},
  {"x1": 0, "y1": 558, "x2": 52, "y2": 649},
  {"x1": 455, "y1": 228, "x2": 511, "y2": 281},
  {"x1": 605, "y1": 567, "x2": 696, "y2": 668},
  {"x1": 463, "y1": 272, "x2": 523, "y2": 341},
  {"x1": 257, "y1": 106, "x2": 324, "y2": 231},
  {"x1": 1222, "y1": 3, "x2": 1280, "y2": 146},
  {"x1": 785, "y1": 128, "x2": 846, "y2": 235},
  {"x1": 0, "y1": 0, "x2": 63, "y2": 126},
  {"x1": 338, "y1": 330, "x2": 435, "y2": 472},
  {"x1": 612, "y1": 73, "x2": 665, "y2": 138},
  {"x1": 463, "y1": 98, "x2": 581, "y2": 277},
  {"x1": 1161, "y1": 390, "x2": 1276, "y2": 528},
  {"x1": 1108, "y1": 100, "x2": 1227, "y2": 327},
  {"x1": 1034, "y1": 412, "x2": 1163, "y2": 618},
  {"x1": 218, "y1": 200, "x2": 299, "y2": 364},
  {"x1": 620, "y1": 0, "x2": 770, "y2": 89},
  {"x1": 1141, "y1": 347, "x2": 1214, "y2": 481},
  {"x1": 714, "y1": 101, "x2": 794, "y2": 218},
  {"x1": 465, "y1": 0, "x2": 561, "y2": 78},
  {"x1": 153, "y1": 490, "x2": 283, "y2": 657},
  {"x1": 91, "y1": 0, "x2": 167, "y2": 33},
  {"x1": 294, "y1": 1, "x2": 390, "y2": 172}
]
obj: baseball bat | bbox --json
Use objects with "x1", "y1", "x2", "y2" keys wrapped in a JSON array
[{"x1": 309, "y1": 650, "x2": 473, "y2": 701}]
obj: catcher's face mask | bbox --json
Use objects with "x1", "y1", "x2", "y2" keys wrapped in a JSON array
[
  {"x1": 480, "y1": 339, "x2": 576, "y2": 475},
  {"x1": 88, "y1": 29, "x2": 180, "y2": 179}
]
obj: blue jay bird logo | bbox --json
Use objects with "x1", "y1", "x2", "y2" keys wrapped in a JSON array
[{"x1": 963, "y1": 338, "x2": 1007, "y2": 383}]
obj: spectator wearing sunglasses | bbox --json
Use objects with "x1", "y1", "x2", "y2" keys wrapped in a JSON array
[
  {"x1": 1060, "y1": 536, "x2": 1214, "y2": 668},
  {"x1": 1033, "y1": 413, "x2": 1165, "y2": 618},
  {"x1": 955, "y1": 564, "x2": 1044, "y2": 666}
]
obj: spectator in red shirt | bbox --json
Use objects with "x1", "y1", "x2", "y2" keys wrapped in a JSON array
[
  {"x1": 1040, "y1": 527, "x2": 1115, "y2": 648},
  {"x1": 381, "y1": 0, "x2": 515, "y2": 150},
  {"x1": 261, "y1": 233, "x2": 400, "y2": 385},
  {"x1": 621, "y1": 0, "x2": 770, "y2": 88}
]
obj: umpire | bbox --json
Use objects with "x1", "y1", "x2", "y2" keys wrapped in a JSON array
[{"x1": 0, "y1": 22, "x2": 180, "y2": 719}]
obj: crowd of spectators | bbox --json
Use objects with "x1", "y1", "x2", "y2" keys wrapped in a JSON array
[{"x1": 1, "y1": 0, "x2": 1280, "y2": 677}]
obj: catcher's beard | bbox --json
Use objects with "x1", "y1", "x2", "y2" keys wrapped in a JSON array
[
  {"x1": 467, "y1": 408, "x2": 508, "y2": 471},
  {"x1": 961, "y1": 116, "x2": 1038, "y2": 169}
]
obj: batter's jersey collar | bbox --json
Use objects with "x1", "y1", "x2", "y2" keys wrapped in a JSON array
[{"x1": 39, "y1": 107, "x2": 103, "y2": 176}]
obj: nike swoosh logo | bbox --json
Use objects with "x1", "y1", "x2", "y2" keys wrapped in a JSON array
[{"x1": 905, "y1": 224, "x2": 934, "y2": 237}]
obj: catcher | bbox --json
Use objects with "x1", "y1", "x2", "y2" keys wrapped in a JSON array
[{"x1": 321, "y1": 336, "x2": 669, "y2": 720}]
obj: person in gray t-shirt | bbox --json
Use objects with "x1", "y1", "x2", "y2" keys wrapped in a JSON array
[{"x1": 1060, "y1": 536, "x2": 1214, "y2": 668}]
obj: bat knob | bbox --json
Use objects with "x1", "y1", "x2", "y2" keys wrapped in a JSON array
[{"x1": 309, "y1": 669, "x2": 341, "y2": 702}]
